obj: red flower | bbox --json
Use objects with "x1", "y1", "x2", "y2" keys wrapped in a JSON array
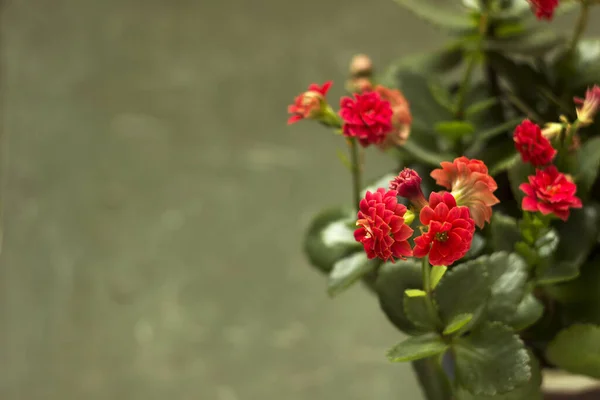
[
  {"x1": 390, "y1": 168, "x2": 428, "y2": 210},
  {"x1": 513, "y1": 119, "x2": 557, "y2": 167},
  {"x1": 529, "y1": 0, "x2": 559, "y2": 20},
  {"x1": 374, "y1": 86, "x2": 413, "y2": 150},
  {"x1": 413, "y1": 192, "x2": 475, "y2": 266},
  {"x1": 430, "y1": 157, "x2": 499, "y2": 229},
  {"x1": 574, "y1": 85, "x2": 600, "y2": 126},
  {"x1": 520, "y1": 166, "x2": 582, "y2": 221},
  {"x1": 287, "y1": 81, "x2": 332, "y2": 124},
  {"x1": 354, "y1": 188, "x2": 414, "y2": 262},
  {"x1": 340, "y1": 91, "x2": 393, "y2": 147}
]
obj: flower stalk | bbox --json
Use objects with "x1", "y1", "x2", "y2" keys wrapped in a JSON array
[
  {"x1": 568, "y1": 0, "x2": 591, "y2": 58},
  {"x1": 348, "y1": 137, "x2": 362, "y2": 212},
  {"x1": 422, "y1": 256, "x2": 442, "y2": 330}
]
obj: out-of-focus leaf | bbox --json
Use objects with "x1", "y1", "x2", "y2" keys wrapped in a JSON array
[
  {"x1": 327, "y1": 252, "x2": 379, "y2": 297},
  {"x1": 508, "y1": 159, "x2": 535, "y2": 203},
  {"x1": 546, "y1": 324, "x2": 600, "y2": 378},
  {"x1": 485, "y1": 29, "x2": 566, "y2": 56},
  {"x1": 304, "y1": 208, "x2": 362, "y2": 274},
  {"x1": 509, "y1": 293, "x2": 544, "y2": 331},
  {"x1": 435, "y1": 121, "x2": 475, "y2": 142},
  {"x1": 538, "y1": 205, "x2": 600, "y2": 284},
  {"x1": 392, "y1": 0, "x2": 476, "y2": 33},
  {"x1": 380, "y1": 43, "x2": 464, "y2": 88},
  {"x1": 361, "y1": 173, "x2": 397, "y2": 197},
  {"x1": 490, "y1": 212, "x2": 521, "y2": 253},
  {"x1": 577, "y1": 137, "x2": 600, "y2": 196},
  {"x1": 399, "y1": 137, "x2": 456, "y2": 168}
]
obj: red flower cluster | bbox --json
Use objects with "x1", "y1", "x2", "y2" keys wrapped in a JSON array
[
  {"x1": 340, "y1": 91, "x2": 393, "y2": 147},
  {"x1": 430, "y1": 157, "x2": 499, "y2": 229},
  {"x1": 528, "y1": 0, "x2": 559, "y2": 20},
  {"x1": 287, "y1": 82, "x2": 333, "y2": 124},
  {"x1": 354, "y1": 188, "x2": 414, "y2": 262},
  {"x1": 413, "y1": 192, "x2": 476, "y2": 266},
  {"x1": 520, "y1": 166, "x2": 582, "y2": 221},
  {"x1": 513, "y1": 120, "x2": 557, "y2": 167}
]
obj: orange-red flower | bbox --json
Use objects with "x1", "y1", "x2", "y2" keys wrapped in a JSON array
[
  {"x1": 513, "y1": 120, "x2": 556, "y2": 167},
  {"x1": 374, "y1": 86, "x2": 412, "y2": 149},
  {"x1": 340, "y1": 91, "x2": 393, "y2": 147},
  {"x1": 430, "y1": 157, "x2": 499, "y2": 229},
  {"x1": 520, "y1": 166, "x2": 582, "y2": 221},
  {"x1": 413, "y1": 192, "x2": 475, "y2": 266},
  {"x1": 354, "y1": 188, "x2": 414, "y2": 262},
  {"x1": 574, "y1": 85, "x2": 600, "y2": 126},
  {"x1": 529, "y1": 0, "x2": 558, "y2": 20},
  {"x1": 287, "y1": 81, "x2": 333, "y2": 124}
]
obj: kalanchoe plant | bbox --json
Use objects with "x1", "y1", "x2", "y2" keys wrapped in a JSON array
[{"x1": 289, "y1": 0, "x2": 600, "y2": 398}]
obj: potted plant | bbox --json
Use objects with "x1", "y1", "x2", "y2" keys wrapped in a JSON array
[{"x1": 287, "y1": 0, "x2": 600, "y2": 398}]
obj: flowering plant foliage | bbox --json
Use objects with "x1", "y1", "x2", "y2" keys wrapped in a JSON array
[{"x1": 289, "y1": 0, "x2": 600, "y2": 398}]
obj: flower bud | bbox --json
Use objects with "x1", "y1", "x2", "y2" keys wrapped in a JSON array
[
  {"x1": 288, "y1": 81, "x2": 334, "y2": 125},
  {"x1": 390, "y1": 168, "x2": 428, "y2": 211},
  {"x1": 574, "y1": 85, "x2": 600, "y2": 126},
  {"x1": 349, "y1": 54, "x2": 373, "y2": 78},
  {"x1": 345, "y1": 77, "x2": 373, "y2": 94},
  {"x1": 541, "y1": 122, "x2": 563, "y2": 139}
]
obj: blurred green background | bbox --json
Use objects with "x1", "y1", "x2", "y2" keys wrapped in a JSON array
[{"x1": 1, "y1": 1, "x2": 599, "y2": 399}]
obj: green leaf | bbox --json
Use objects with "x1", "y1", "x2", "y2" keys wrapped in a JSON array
[
  {"x1": 376, "y1": 260, "x2": 428, "y2": 335},
  {"x1": 508, "y1": 293, "x2": 544, "y2": 331},
  {"x1": 464, "y1": 233, "x2": 485, "y2": 260},
  {"x1": 404, "y1": 294, "x2": 438, "y2": 331},
  {"x1": 453, "y1": 322, "x2": 532, "y2": 396},
  {"x1": 327, "y1": 252, "x2": 379, "y2": 297},
  {"x1": 546, "y1": 324, "x2": 600, "y2": 378},
  {"x1": 430, "y1": 266, "x2": 447, "y2": 289},
  {"x1": 435, "y1": 121, "x2": 475, "y2": 142},
  {"x1": 400, "y1": 137, "x2": 456, "y2": 168},
  {"x1": 465, "y1": 98, "x2": 499, "y2": 118},
  {"x1": 434, "y1": 257, "x2": 489, "y2": 327},
  {"x1": 508, "y1": 159, "x2": 535, "y2": 204},
  {"x1": 489, "y1": 153, "x2": 519, "y2": 176},
  {"x1": 538, "y1": 205, "x2": 600, "y2": 284},
  {"x1": 392, "y1": 0, "x2": 475, "y2": 33},
  {"x1": 577, "y1": 137, "x2": 600, "y2": 195},
  {"x1": 455, "y1": 350, "x2": 542, "y2": 400},
  {"x1": 412, "y1": 358, "x2": 453, "y2": 400},
  {"x1": 380, "y1": 43, "x2": 464, "y2": 88},
  {"x1": 387, "y1": 333, "x2": 449, "y2": 362},
  {"x1": 490, "y1": 212, "x2": 521, "y2": 252},
  {"x1": 473, "y1": 117, "x2": 522, "y2": 142},
  {"x1": 443, "y1": 313, "x2": 473, "y2": 336},
  {"x1": 568, "y1": 39, "x2": 600, "y2": 89},
  {"x1": 485, "y1": 29, "x2": 566, "y2": 56},
  {"x1": 304, "y1": 208, "x2": 362, "y2": 274},
  {"x1": 486, "y1": 253, "x2": 529, "y2": 324}
]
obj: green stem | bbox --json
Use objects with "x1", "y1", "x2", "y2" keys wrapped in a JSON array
[
  {"x1": 348, "y1": 138, "x2": 362, "y2": 212},
  {"x1": 422, "y1": 256, "x2": 441, "y2": 329},
  {"x1": 454, "y1": 12, "x2": 489, "y2": 120},
  {"x1": 568, "y1": 0, "x2": 591, "y2": 58}
]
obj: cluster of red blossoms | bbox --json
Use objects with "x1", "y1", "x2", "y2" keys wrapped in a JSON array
[
  {"x1": 355, "y1": 157, "x2": 493, "y2": 266},
  {"x1": 288, "y1": 81, "x2": 412, "y2": 148},
  {"x1": 513, "y1": 119, "x2": 582, "y2": 221}
]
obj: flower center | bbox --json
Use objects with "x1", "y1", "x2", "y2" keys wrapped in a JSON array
[{"x1": 435, "y1": 231, "x2": 449, "y2": 242}]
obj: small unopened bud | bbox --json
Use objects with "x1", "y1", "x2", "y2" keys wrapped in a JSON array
[
  {"x1": 403, "y1": 209, "x2": 415, "y2": 225},
  {"x1": 390, "y1": 168, "x2": 428, "y2": 211},
  {"x1": 541, "y1": 122, "x2": 563, "y2": 139},
  {"x1": 345, "y1": 77, "x2": 373, "y2": 94},
  {"x1": 574, "y1": 85, "x2": 600, "y2": 126},
  {"x1": 349, "y1": 54, "x2": 373, "y2": 78}
]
